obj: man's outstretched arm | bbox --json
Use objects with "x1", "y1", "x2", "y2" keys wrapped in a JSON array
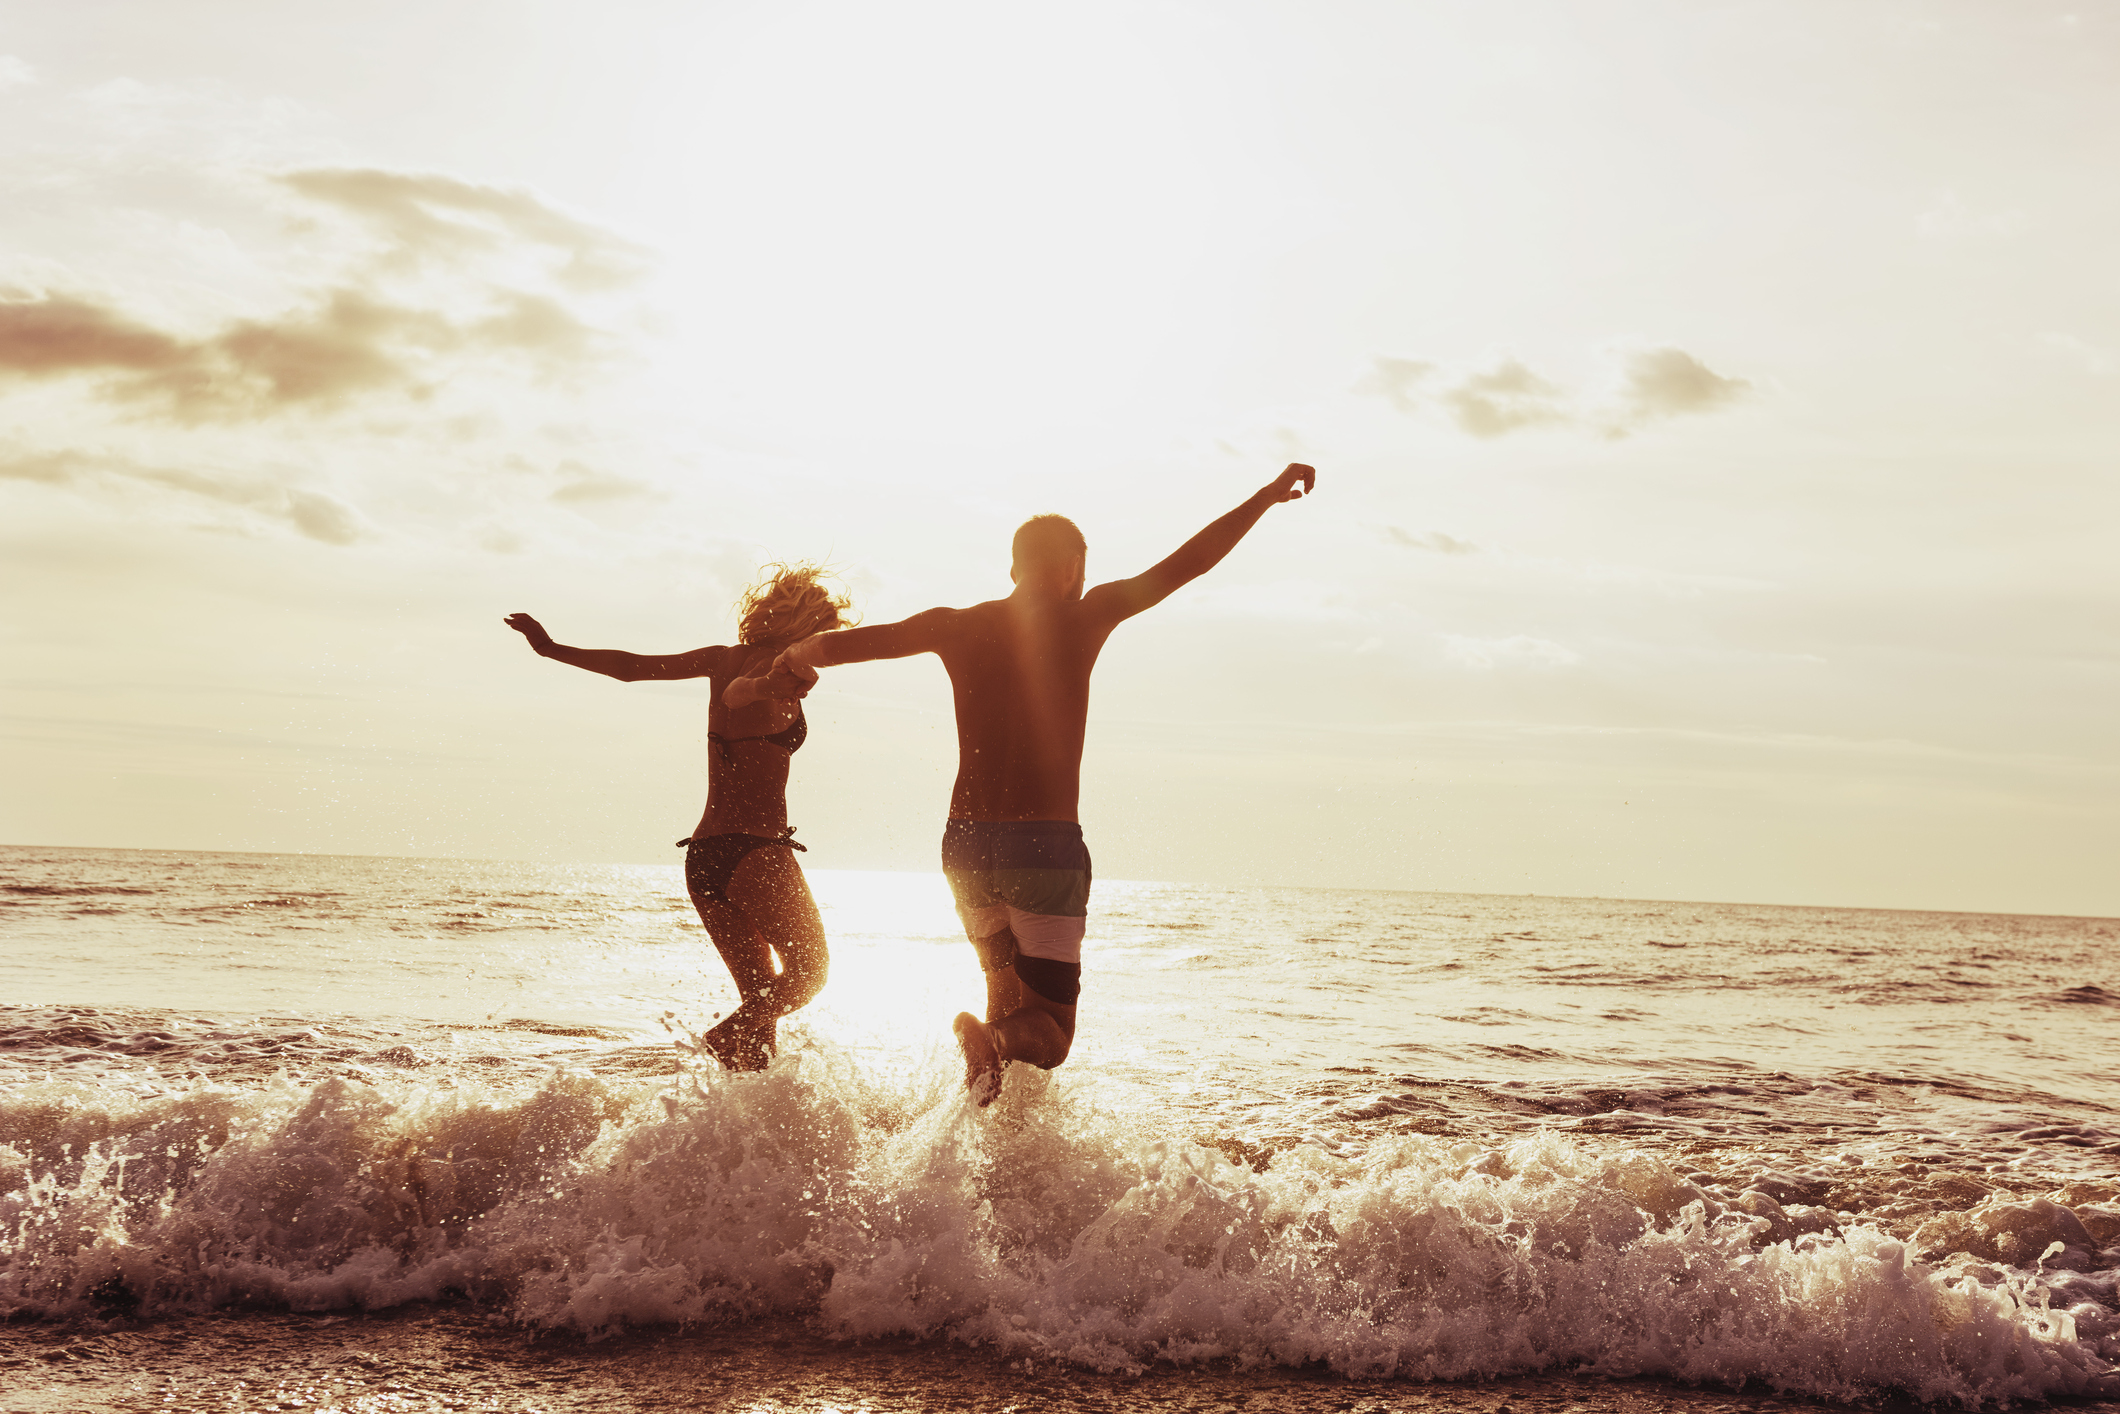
[
  {"x1": 1087, "y1": 463, "x2": 1315, "y2": 623},
  {"x1": 769, "y1": 607, "x2": 956, "y2": 691}
]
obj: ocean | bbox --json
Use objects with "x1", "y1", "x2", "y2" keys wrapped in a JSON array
[{"x1": 2, "y1": 843, "x2": 2116, "y2": 1411}]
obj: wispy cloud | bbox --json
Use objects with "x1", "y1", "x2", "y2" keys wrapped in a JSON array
[
  {"x1": 277, "y1": 168, "x2": 650, "y2": 292},
  {"x1": 1350, "y1": 355, "x2": 1433, "y2": 413},
  {"x1": 1384, "y1": 525, "x2": 1479, "y2": 554},
  {"x1": 1357, "y1": 345, "x2": 1751, "y2": 439},
  {"x1": 0, "y1": 167, "x2": 643, "y2": 423},
  {"x1": 0, "y1": 55, "x2": 35, "y2": 90},
  {"x1": 549, "y1": 461, "x2": 659, "y2": 505},
  {"x1": 0, "y1": 446, "x2": 367, "y2": 544},
  {"x1": 284, "y1": 489, "x2": 364, "y2": 545},
  {"x1": 1440, "y1": 633, "x2": 1582, "y2": 670}
]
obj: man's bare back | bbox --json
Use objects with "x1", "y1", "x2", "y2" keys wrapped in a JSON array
[
  {"x1": 819, "y1": 588, "x2": 1122, "y2": 822},
  {"x1": 773, "y1": 464, "x2": 1316, "y2": 1100}
]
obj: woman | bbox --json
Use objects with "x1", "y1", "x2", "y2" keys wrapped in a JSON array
[{"x1": 504, "y1": 564, "x2": 851, "y2": 1070}]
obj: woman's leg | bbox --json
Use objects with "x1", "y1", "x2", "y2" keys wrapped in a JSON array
[
  {"x1": 723, "y1": 846, "x2": 829, "y2": 1013},
  {"x1": 687, "y1": 891, "x2": 778, "y2": 1070},
  {"x1": 686, "y1": 845, "x2": 828, "y2": 1068}
]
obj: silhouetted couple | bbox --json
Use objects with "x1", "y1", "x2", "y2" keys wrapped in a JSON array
[{"x1": 509, "y1": 463, "x2": 1315, "y2": 1103}]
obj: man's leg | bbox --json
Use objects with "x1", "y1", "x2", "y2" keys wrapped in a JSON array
[
  {"x1": 952, "y1": 955, "x2": 1075, "y2": 1103},
  {"x1": 955, "y1": 922, "x2": 1078, "y2": 1101},
  {"x1": 953, "y1": 924, "x2": 1018, "y2": 1105},
  {"x1": 968, "y1": 924, "x2": 1078, "y2": 1065},
  {"x1": 991, "y1": 939, "x2": 1078, "y2": 1067},
  {"x1": 968, "y1": 925, "x2": 1021, "y2": 1025},
  {"x1": 988, "y1": 982, "x2": 1074, "y2": 1068},
  {"x1": 942, "y1": 819, "x2": 1086, "y2": 1102}
]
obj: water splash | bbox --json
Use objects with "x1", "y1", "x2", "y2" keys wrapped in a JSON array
[{"x1": 3, "y1": 1043, "x2": 2114, "y2": 1405}]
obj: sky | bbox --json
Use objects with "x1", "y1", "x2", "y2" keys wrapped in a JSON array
[{"x1": 2, "y1": 0, "x2": 2115, "y2": 915}]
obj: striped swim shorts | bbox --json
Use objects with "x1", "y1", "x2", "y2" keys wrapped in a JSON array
[{"x1": 940, "y1": 818, "x2": 1091, "y2": 1004}]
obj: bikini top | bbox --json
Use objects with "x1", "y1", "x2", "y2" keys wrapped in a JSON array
[{"x1": 708, "y1": 709, "x2": 806, "y2": 763}]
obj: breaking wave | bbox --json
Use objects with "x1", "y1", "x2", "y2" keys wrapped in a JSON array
[{"x1": 4, "y1": 1045, "x2": 2115, "y2": 1406}]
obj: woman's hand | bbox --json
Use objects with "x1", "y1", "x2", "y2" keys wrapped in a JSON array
[
  {"x1": 761, "y1": 663, "x2": 813, "y2": 699},
  {"x1": 504, "y1": 613, "x2": 555, "y2": 655}
]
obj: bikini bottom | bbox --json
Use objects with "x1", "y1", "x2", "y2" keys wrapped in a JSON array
[{"x1": 679, "y1": 827, "x2": 806, "y2": 904}]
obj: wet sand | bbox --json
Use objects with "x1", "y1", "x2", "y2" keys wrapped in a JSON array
[{"x1": 6, "y1": 1308, "x2": 2116, "y2": 1414}]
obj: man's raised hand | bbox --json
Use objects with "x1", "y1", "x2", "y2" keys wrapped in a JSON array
[
  {"x1": 504, "y1": 613, "x2": 554, "y2": 654},
  {"x1": 1265, "y1": 463, "x2": 1316, "y2": 503}
]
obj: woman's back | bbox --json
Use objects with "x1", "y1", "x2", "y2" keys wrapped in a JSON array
[{"x1": 697, "y1": 644, "x2": 806, "y2": 838}]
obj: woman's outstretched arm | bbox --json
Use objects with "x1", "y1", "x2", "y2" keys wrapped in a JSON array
[{"x1": 504, "y1": 613, "x2": 727, "y2": 681}]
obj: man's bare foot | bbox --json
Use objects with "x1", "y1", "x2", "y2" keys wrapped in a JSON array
[{"x1": 952, "y1": 1011, "x2": 1006, "y2": 1107}]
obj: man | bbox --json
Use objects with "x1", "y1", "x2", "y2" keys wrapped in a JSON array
[{"x1": 773, "y1": 463, "x2": 1316, "y2": 1103}]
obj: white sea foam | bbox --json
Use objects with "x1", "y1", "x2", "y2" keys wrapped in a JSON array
[{"x1": 3, "y1": 1049, "x2": 2114, "y2": 1405}]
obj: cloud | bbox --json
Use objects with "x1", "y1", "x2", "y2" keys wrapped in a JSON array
[
  {"x1": 1357, "y1": 345, "x2": 1751, "y2": 439},
  {"x1": 285, "y1": 489, "x2": 364, "y2": 545},
  {"x1": 1351, "y1": 355, "x2": 1433, "y2": 412},
  {"x1": 1353, "y1": 352, "x2": 1570, "y2": 436},
  {"x1": 0, "y1": 166, "x2": 643, "y2": 422},
  {"x1": 549, "y1": 461, "x2": 657, "y2": 504},
  {"x1": 1618, "y1": 347, "x2": 1751, "y2": 422},
  {"x1": 1384, "y1": 525, "x2": 1478, "y2": 554},
  {"x1": 0, "y1": 55, "x2": 35, "y2": 89},
  {"x1": 1441, "y1": 633, "x2": 1582, "y2": 670},
  {"x1": 277, "y1": 168, "x2": 650, "y2": 291},
  {"x1": 0, "y1": 285, "x2": 592, "y2": 420},
  {"x1": 0, "y1": 293, "x2": 189, "y2": 375},
  {"x1": 1442, "y1": 358, "x2": 1569, "y2": 438},
  {"x1": 0, "y1": 448, "x2": 77, "y2": 484},
  {"x1": 0, "y1": 446, "x2": 368, "y2": 544}
]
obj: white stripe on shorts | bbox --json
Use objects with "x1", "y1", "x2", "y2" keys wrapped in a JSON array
[{"x1": 965, "y1": 905, "x2": 1084, "y2": 965}]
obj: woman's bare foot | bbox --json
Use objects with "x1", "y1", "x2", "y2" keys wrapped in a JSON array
[
  {"x1": 702, "y1": 1009, "x2": 774, "y2": 1071},
  {"x1": 952, "y1": 1012, "x2": 1006, "y2": 1107}
]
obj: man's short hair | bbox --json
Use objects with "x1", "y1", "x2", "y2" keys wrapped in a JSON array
[{"x1": 1012, "y1": 514, "x2": 1086, "y2": 572}]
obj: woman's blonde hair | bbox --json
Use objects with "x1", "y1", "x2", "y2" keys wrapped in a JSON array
[{"x1": 735, "y1": 562, "x2": 854, "y2": 648}]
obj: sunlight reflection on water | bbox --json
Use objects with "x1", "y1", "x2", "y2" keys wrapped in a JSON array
[{"x1": 5, "y1": 850, "x2": 2115, "y2": 1109}]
